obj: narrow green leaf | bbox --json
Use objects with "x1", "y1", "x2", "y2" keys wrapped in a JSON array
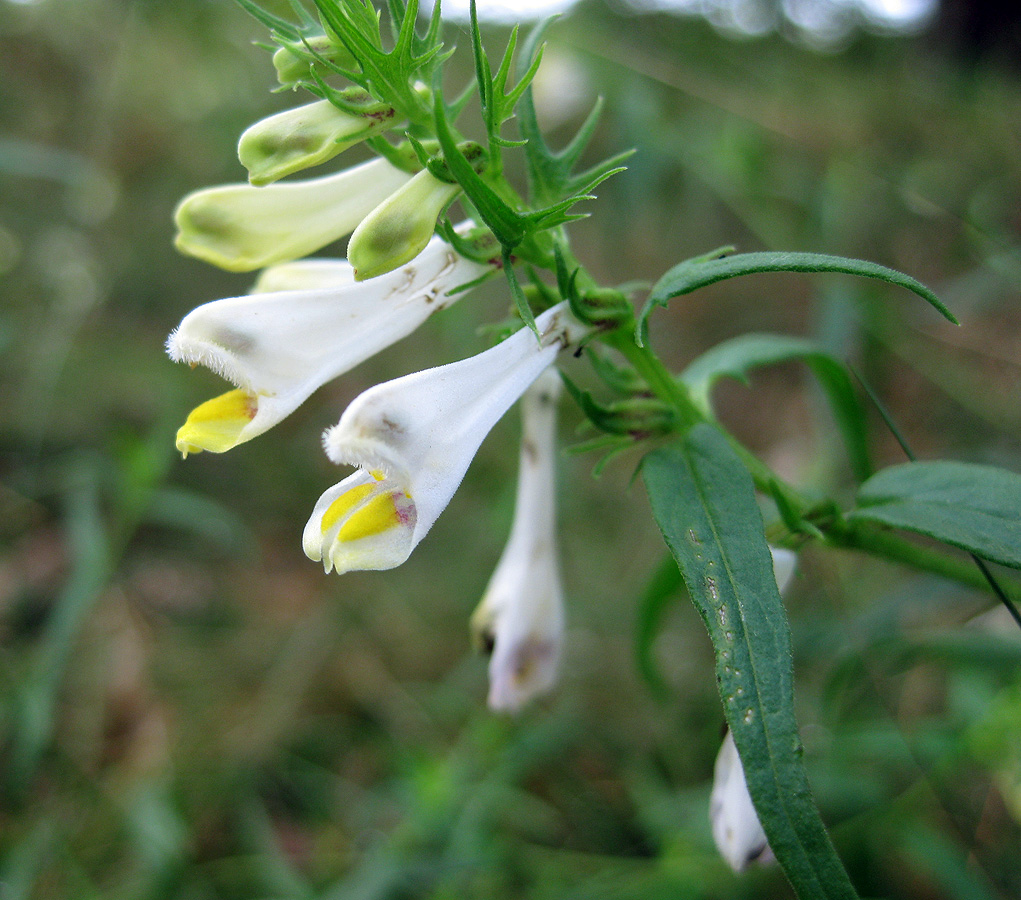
[
  {"x1": 235, "y1": 0, "x2": 304, "y2": 41},
  {"x1": 502, "y1": 245, "x2": 538, "y2": 338},
  {"x1": 681, "y1": 333, "x2": 872, "y2": 482},
  {"x1": 643, "y1": 425, "x2": 857, "y2": 900},
  {"x1": 433, "y1": 92, "x2": 525, "y2": 248},
  {"x1": 849, "y1": 461, "x2": 1021, "y2": 569},
  {"x1": 638, "y1": 250, "x2": 957, "y2": 347},
  {"x1": 635, "y1": 554, "x2": 683, "y2": 699}
]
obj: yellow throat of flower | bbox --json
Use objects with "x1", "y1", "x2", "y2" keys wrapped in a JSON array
[
  {"x1": 176, "y1": 388, "x2": 258, "y2": 457},
  {"x1": 321, "y1": 470, "x2": 409, "y2": 543}
]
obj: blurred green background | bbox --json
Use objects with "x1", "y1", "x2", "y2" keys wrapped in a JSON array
[{"x1": 2, "y1": 1, "x2": 1021, "y2": 897}]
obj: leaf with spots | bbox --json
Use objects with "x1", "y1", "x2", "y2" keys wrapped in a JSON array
[{"x1": 642, "y1": 424, "x2": 858, "y2": 900}]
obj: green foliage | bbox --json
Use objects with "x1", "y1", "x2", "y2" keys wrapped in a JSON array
[
  {"x1": 637, "y1": 249, "x2": 958, "y2": 347},
  {"x1": 681, "y1": 333, "x2": 872, "y2": 482},
  {"x1": 851, "y1": 461, "x2": 1021, "y2": 569},
  {"x1": 643, "y1": 427, "x2": 858, "y2": 899},
  {"x1": 3, "y1": 0, "x2": 1021, "y2": 897}
]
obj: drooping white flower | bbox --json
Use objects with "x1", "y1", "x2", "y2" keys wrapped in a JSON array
[
  {"x1": 303, "y1": 303, "x2": 585, "y2": 575},
  {"x1": 710, "y1": 545, "x2": 797, "y2": 872},
  {"x1": 470, "y1": 368, "x2": 564, "y2": 713},
  {"x1": 168, "y1": 234, "x2": 491, "y2": 456},
  {"x1": 173, "y1": 156, "x2": 411, "y2": 272}
]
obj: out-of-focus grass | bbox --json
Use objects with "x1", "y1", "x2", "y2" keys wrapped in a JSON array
[{"x1": 2, "y1": 1, "x2": 1020, "y2": 898}]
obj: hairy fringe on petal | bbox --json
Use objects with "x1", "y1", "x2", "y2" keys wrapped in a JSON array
[{"x1": 166, "y1": 330, "x2": 258, "y2": 394}]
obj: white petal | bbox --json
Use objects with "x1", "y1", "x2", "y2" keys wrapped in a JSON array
[
  {"x1": 167, "y1": 235, "x2": 490, "y2": 446},
  {"x1": 250, "y1": 259, "x2": 356, "y2": 294},
  {"x1": 473, "y1": 369, "x2": 565, "y2": 712},
  {"x1": 323, "y1": 303, "x2": 583, "y2": 556},
  {"x1": 710, "y1": 730, "x2": 771, "y2": 872},
  {"x1": 770, "y1": 546, "x2": 797, "y2": 595}
]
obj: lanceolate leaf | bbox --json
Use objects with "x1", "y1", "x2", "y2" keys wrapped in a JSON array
[
  {"x1": 634, "y1": 554, "x2": 683, "y2": 700},
  {"x1": 643, "y1": 425, "x2": 858, "y2": 900},
  {"x1": 638, "y1": 250, "x2": 957, "y2": 347},
  {"x1": 850, "y1": 461, "x2": 1021, "y2": 569},
  {"x1": 681, "y1": 333, "x2": 872, "y2": 482}
]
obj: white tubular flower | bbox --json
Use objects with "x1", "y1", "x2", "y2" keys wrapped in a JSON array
[
  {"x1": 470, "y1": 368, "x2": 564, "y2": 713},
  {"x1": 710, "y1": 545, "x2": 797, "y2": 872},
  {"x1": 173, "y1": 156, "x2": 411, "y2": 272},
  {"x1": 303, "y1": 303, "x2": 585, "y2": 576},
  {"x1": 238, "y1": 97, "x2": 396, "y2": 186},
  {"x1": 168, "y1": 234, "x2": 490, "y2": 456}
]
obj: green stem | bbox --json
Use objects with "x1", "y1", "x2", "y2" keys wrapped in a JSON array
[
  {"x1": 606, "y1": 330, "x2": 701, "y2": 428},
  {"x1": 828, "y1": 520, "x2": 1021, "y2": 604}
]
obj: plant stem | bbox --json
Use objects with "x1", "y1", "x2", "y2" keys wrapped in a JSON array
[{"x1": 827, "y1": 521, "x2": 1021, "y2": 604}]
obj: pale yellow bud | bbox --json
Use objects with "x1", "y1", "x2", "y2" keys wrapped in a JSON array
[
  {"x1": 239, "y1": 96, "x2": 396, "y2": 186},
  {"x1": 347, "y1": 169, "x2": 460, "y2": 281}
]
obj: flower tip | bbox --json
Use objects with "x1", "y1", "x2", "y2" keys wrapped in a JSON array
[
  {"x1": 486, "y1": 634, "x2": 560, "y2": 714},
  {"x1": 175, "y1": 389, "x2": 258, "y2": 456},
  {"x1": 304, "y1": 472, "x2": 418, "y2": 577}
]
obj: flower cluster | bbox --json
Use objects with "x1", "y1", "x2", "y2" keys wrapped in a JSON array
[
  {"x1": 167, "y1": 4, "x2": 588, "y2": 712},
  {"x1": 161, "y1": 4, "x2": 973, "y2": 893}
]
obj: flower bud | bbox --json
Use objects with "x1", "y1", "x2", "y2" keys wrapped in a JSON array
[
  {"x1": 273, "y1": 35, "x2": 354, "y2": 87},
  {"x1": 173, "y1": 156, "x2": 411, "y2": 272},
  {"x1": 238, "y1": 95, "x2": 396, "y2": 186},
  {"x1": 346, "y1": 168, "x2": 461, "y2": 281},
  {"x1": 570, "y1": 287, "x2": 633, "y2": 328}
]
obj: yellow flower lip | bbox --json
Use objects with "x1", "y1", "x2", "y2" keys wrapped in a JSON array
[
  {"x1": 320, "y1": 471, "x2": 413, "y2": 544},
  {"x1": 304, "y1": 469, "x2": 418, "y2": 575},
  {"x1": 175, "y1": 388, "x2": 258, "y2": 457}
]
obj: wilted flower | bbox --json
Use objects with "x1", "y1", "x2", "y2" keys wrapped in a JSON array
[
  {"x1": 174, "y1": 156, "x2": 411, "y2": 272},
  {"x1": 303, "y1": 303, "x2": 585, "y2": 575},
  {"x1": 238, "y1": 96, "x2": 396, "y2": 186},
  {"x1": 470, "y1": 368, "x2": 564, "y2": 713},
  {"x1": 168, "y1": 233, "x2": 491, "y2": 456},
  {"x1": 710, "y1": 545, "x2": 796, "y2": 872},
  {"x1": 347, "y1": 167, "x2": 462, "y2": 281}
]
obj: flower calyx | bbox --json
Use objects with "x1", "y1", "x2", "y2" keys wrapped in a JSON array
[{"x1": 560, "y1": 375, "x2": 677, "y2": 439}]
